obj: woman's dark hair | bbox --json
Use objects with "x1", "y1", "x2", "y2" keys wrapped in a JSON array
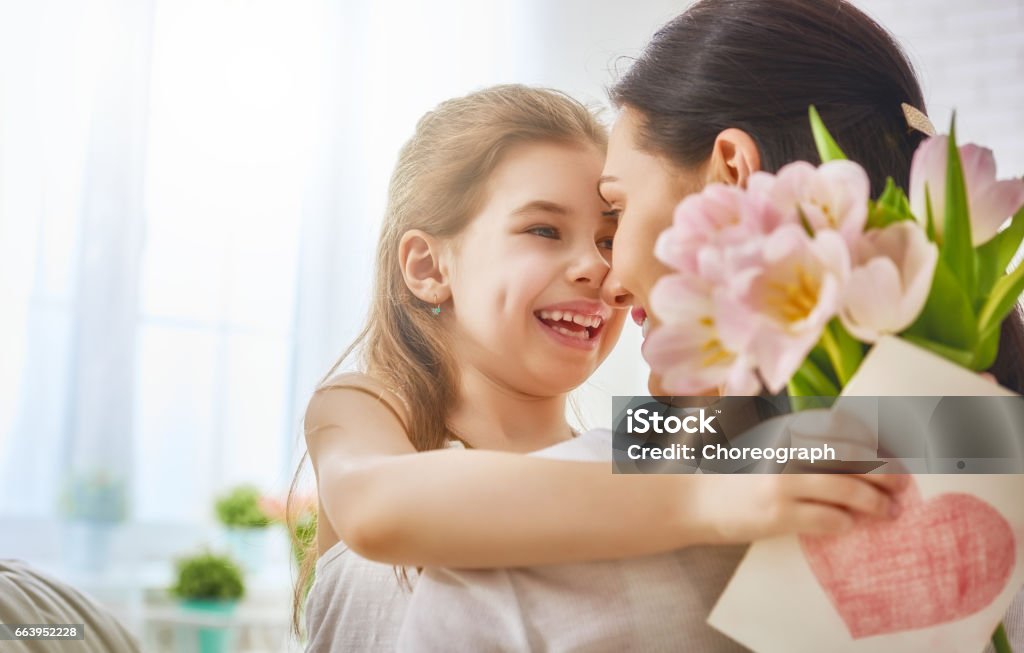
[
  {"x1": 611, "y1": 0, "x2": 924, "y2": 196},
  {"x1": 991, "y1": 305, "x2": 1024, "y2": 393},
  {"x1": 612, "y1": 0, "x2": 1024, "y2": 393}
]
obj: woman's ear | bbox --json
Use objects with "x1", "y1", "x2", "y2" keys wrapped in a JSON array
[
  {"x1": 705, "y1": 128, "x2": 761, "y2": 188},
  {"x1": 398, "y1": 230, "x2": 450, "y2": 304}
]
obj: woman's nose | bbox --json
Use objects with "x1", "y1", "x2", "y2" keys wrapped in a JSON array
[{"x1": 600, "y1": 267, "x2": 632, "y2": 308}]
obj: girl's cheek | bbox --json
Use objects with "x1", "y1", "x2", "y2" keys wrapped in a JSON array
[{"x1": 508, "y1": 247, "x2": 561, "y2": 274}]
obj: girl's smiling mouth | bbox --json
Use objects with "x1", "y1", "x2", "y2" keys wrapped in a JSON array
[{"x1": 533, "y1": 301, "x2": 609, "y2": 350}]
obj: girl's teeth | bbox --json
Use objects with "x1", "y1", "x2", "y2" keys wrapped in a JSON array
[
  {"x1": 642, "y1": 318, "x2": 650, "y2": 338},
  {"x1": 540, "y1": 309, "x2": 602, "y2": 335},
  {"x1": 536, "y1": 309, "x2": 603, "y2": 332},
  {"x1": 553, "y1": 325, "x2": 587, "y2": 340},
  {"x1": 581, "y1": 315, "x2": 600, "y2": 329}
]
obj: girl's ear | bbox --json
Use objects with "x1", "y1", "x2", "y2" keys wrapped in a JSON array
[
  {"x1": 399, "y1": 229, "x2": 450, "y2": 303},
  {"x1": 705, "y1": 128, "x2": 761, "y2": 188}
]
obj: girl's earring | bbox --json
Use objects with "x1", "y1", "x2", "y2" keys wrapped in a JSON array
[{"x1": 431, "y1": 294, "x2": 442, "y2": 316}]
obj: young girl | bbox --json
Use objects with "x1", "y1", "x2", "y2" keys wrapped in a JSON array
[
  {"x1": 297, "y1": 84, "x2": 624, "y2": 650},
  {"x1": 294, "y1": 84, "x2": 901, "y2": 651},
  {"x1": 398, "y1": 1, "x2": 1024, "y2": 651}
]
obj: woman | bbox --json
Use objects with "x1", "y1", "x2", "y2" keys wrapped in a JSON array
[
  {"x1": 596, "y1": 0, "x2": 1024, "y2": 396},
  {"x1": 396, "y1": 0, "x2": 1024, "y2": 650}
]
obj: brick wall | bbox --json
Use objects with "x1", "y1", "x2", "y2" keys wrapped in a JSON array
[{"x1": 855, "y1": 0, "x2": 1024, "y2": 177}]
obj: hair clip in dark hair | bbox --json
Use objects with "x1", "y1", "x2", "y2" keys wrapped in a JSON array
[{"x1": 901, "y1": 103, "x2": 936, "y2": 137}]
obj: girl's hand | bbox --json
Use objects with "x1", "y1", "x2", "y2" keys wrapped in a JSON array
[
  {"x1": 686, "y1": 403, "x2": 907, "y2": 544},
  {"x1": 690, "y1": 472, "x2": 908, "y2": 544}
]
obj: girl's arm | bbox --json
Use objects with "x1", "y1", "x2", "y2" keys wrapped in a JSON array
[{"x1": 307, "y1": 383, "x2": 905, "y2": 568}]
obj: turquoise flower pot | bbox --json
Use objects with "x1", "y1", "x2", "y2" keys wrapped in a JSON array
[{"x1": 178, "y1": 600, "x2": 237, "y2": 653}]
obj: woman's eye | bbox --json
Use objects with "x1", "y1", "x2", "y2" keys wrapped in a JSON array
[
  {"x1": 598, "y1": 236, "x2": 614, "y2": 251},
  {"x1": 527, "y1": 226, "x2": 560, "y2": 239}
]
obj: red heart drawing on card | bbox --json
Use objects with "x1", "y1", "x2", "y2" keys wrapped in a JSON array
[{"x1": 799, "y1": 480, "x2": 1015, "y2": 639}]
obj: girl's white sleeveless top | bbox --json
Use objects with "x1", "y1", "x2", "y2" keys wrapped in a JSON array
[
  {"x1": 302, "y1": 439, "x2": 466, "y2": 653},
  {"x1": 396, "y1": 429, "x2": 751, "y2": 652},
  {"x1": 304, "y1": 537, "x2": 412, "y2": 652}
]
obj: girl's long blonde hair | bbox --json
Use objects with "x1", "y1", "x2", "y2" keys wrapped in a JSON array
[{"x1": 288, "y1": 84, "x2": 607, "y2": 637}]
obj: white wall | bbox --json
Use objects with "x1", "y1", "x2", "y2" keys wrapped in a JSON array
[{"x1": 857, "y1": 0, "x2": 1024, "y2": 174}]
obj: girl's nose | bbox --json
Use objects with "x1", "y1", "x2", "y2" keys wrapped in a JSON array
[{"x1": 568, "y1": 245, "x2": 612, "y2": 290}]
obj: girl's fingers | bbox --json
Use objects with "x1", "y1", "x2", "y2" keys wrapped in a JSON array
[
  {"x1": 789, "y1": 502, "x2": 855, "y2": 536},
  {"x1": 792, "y1": 474, "x2": 894, "y2": 518},
  {"x1": 856, "y1": 472, "x2": 910, "y2": 493}
]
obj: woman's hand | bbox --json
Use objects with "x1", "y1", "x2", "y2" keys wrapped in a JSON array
[{"x1": 688, "y1": 472, "x2": 908, "y2": 544}]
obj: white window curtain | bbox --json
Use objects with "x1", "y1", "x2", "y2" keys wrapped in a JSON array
[{"x1": 0, "y1": 0, "x2": 550, "y2": 527}]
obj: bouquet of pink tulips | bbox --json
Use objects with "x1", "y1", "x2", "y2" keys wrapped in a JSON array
[{"x1": 645, "y1": 107, "x2": 1024, "y2": 399}]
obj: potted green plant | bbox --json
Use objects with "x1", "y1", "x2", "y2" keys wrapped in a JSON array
[
  {"x1": 214, "y1": 485, "x2": 271, "y2": 571},
  {"x1": 169, "y1": 551, "x2": 245, "y2": 653}
]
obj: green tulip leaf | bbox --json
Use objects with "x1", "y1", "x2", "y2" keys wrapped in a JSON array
[
  {"x1": 977, "y1": 254, "x2": 1024, "y2": 340},
  {"x1": 791, "y1": 355, "x2": 840, "y2": 398},
  {"x1": 903, "y1": 256, "x2": 977, "y2": 350},
  {"x1": 973, "y1": 321, "x2": 1002, "y2": 371},
  {"x1": 901, "y1": 334, "x2": 977, "y2": 369},
  {"x1": 976, "y1": 205, "x2": 1024, "y2": 303},
  {"x1": 941, "y1": 117, "x2": 977, "y2": 299},
  {"x1": 809, "y1": 106, "x2": 847, "y2": 163}
]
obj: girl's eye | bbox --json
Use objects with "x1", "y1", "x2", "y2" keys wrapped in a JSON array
[
  {"x1": 598, "y1": 236, "x2": 614, "y2": 251},
  {"x1": 527, "y1": 226, "x2": 560, "y2": 239}
]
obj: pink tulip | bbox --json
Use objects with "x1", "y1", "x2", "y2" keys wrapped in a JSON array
[
  {"x1": 909, "y1": 136, "x2": 1024, "y2": 246},
  {"x1": 729, "y1": 226, "x2": 850, "y2": 393},
  {"x1": 839, "y1": 221, "x2": 938, "y2": 343},
  {"x1": 258, "y1": 496, "x2": 285, "y2": 522},
  {"x1": 746, "y1": 171, "x2": 796, "y2": 233},
  {"x1": 655, "y1": 183, "x2": 780, "y2": 280},
  {"x1": 644, "y1": 274, "x2": 762, "y2": 395},
  {"x1": 769, "y1": 160, "x2": 870, "y2": 245}
]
